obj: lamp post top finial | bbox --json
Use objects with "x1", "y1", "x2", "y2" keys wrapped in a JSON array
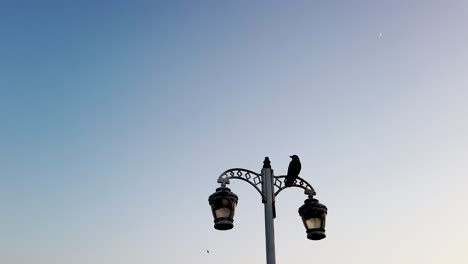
[{"x1": 263, "y1": 157, "x2": 271, "y2": 168}]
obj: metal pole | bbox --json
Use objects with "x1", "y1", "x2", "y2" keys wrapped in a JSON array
[{"x1": 262, "y1": 165, "x2": 276, "y2": 264}]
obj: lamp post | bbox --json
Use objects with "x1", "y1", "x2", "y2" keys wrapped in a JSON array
[{"x1": 208, "y1": 157, "x2": 327, "y2": 264}]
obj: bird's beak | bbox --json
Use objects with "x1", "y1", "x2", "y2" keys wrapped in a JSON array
[{"x1": 290, "y1": 156, "x2": 293, "y2": 158}]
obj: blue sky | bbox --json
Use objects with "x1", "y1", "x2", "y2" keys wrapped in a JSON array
[{"x1": 1, "y1": 1, "x2": 468, "y2": 263}]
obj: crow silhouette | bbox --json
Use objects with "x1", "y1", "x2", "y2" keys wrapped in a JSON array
[{"x1": 285, "y1": 155, "x2": 301, "y2": 187}]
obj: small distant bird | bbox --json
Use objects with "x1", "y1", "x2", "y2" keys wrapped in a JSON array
[
  {"x1": 285, "y1": 155, "x2": 301, "y2": 187},
  {"x1": 206, "y1": 250, "x2": 209, "y2": 254}
]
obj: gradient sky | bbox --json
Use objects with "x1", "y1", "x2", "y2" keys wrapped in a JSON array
[{"x1": 1, "y1": 1, "x2": 468, "y2": 263}]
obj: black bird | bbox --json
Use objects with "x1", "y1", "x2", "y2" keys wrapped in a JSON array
[{"x1": 285, "y1": 155, "x2": 301, "y2": 187}]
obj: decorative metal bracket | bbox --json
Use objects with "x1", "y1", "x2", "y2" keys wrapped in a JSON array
[
  {"x1": 217, "y1": 168, "x2": 317, "y2": 201},
  {"x1": 273, "y1": 175, "x2": 316, "y2": 198},
  {"x1": 217, "y1": 168, "x2": 264, "y2": 199}
]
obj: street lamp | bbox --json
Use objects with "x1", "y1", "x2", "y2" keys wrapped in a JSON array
[
  {"x1": 208, "y1": 157, "x2": 328, "y2": 264},
  {"x1": 208, "y1": 186, "x2": 238, "y2": 230},
  {"x1": 299, "y1": 198, "x2": 327, "y2": 240}
]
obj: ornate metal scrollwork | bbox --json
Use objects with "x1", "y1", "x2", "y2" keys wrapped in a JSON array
[
  {"x1": 217, "y1": 168, "x2": 317, "y2": 201},
  {"x1": 217, "y1": 168, "x2": 264, "y2": 198},
  {"x1": 273, "y1": 175, "x2": 316, "y2": 198}
]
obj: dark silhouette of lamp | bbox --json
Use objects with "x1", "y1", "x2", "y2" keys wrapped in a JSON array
[
  {"x1": 208, "y1": 157, "x2": 328, "y2": 264},
  {"x1": 299, "y1": 198, "x2": 327, "y2": 240},
  {"x1": 208, "y1": 187, "x2": 238, "y2": 230}
]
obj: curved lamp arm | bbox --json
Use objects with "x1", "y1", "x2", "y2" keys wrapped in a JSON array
[
  {"x1": 273, "y1": 175, "x2": 316, "y2": 198},
  {"x1": 217, "y1": 168, "x2": 264, "y2": 199}
]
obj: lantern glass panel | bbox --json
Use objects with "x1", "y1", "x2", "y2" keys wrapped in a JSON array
[
  {"x1": 213, "y1": 198, "x2": 236, "y2": 218},
  {"x1": 305, "y1": 217, "x2": 322, "y2": 229},
  {"x1": 215, "y1": 207, "x2": 231, "y2": 218}
]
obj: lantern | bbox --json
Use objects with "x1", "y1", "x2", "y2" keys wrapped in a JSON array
[
  {"x1": 298, "y1": 198, "x2": 327, "y2": 240},
  {"x1": 208, "y1": 187, "x2": 238, "y2": 230}
]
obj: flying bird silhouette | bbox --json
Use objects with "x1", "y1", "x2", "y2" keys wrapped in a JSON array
[{"x1": 285, "y1": 155, "x2": 301, "y2": 187}]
